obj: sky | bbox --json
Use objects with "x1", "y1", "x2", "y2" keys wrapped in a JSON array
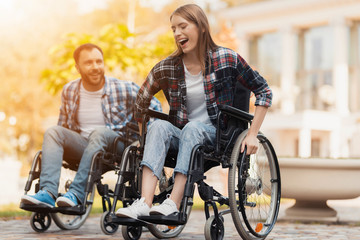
[
  {"x1": 0, "y1": 0, "x2": 109, "y2": 16},
  {"x1": 75, "y1": 0, "x2": 109, "y2": 14},
  {"x1": 0, "y1": 0, "x2": 226, "y2": 23}
]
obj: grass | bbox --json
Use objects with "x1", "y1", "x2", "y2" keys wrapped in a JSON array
[
  {"x1": 0, "y1": 193, "x2": 215, "y2": 220},
  {"x1": 1, "y1": 193, "x2": 291, "y2": 220},
  {"x1": 0, "y1": 203, "x2": 32, "y2": 219}
]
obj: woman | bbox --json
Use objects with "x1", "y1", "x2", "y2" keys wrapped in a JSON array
[{"x1": 116, "y1": 4, "x2": 272, "y2": 218}]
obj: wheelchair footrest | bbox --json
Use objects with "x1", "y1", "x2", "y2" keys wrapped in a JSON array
[
  {"x1": 20, "y1": 203, "x2": 53, "y2": 213},
  {"x1": 20, "y1": 203, "x2": 87, "y2": 215},
  {"x1": 108, "y1": 214, "x2": 147, "y2": 226},
  {"x1": 56, "y1": 205, "x2": 86, "y2": 215},
  {"x1": 139, "y1": 212, "x2": 186, "y2": 225}
]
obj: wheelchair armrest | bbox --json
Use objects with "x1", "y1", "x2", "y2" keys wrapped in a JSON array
[
  {"x1": 138, "y1": 109, "x2": 169, "y2": 150},
  {"x1": 126, "y1": 122, "x2": 139, "y2": 132},
  {"x1": 218, "y1": 105, "x2": 253, "y2": 122},
  {"x1": 142, "y1": 108, "x2": 169, "y2": 121}
]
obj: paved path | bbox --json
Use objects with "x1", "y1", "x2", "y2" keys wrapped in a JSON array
[
  {"x1": 2, "y1": 198, "x2": 360, "y2": 239},
  {"x1": 1, "y1": 210, "x2": 360, "y2": 239}
]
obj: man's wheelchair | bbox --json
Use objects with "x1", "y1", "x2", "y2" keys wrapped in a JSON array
[
  {"x1": 100, "y1": 87, "x2": 281, "y2": 240},
  {"x1": 20, "y1": 123, "x2": 139, "y2": 233}
]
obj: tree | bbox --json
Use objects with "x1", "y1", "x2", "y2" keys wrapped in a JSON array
[
  {"x1": 0, "y1": 0, "x2": 247, "y2": 165},
  {"x1": 40, "y1": 23, "x2": 175, "y2": 95}
]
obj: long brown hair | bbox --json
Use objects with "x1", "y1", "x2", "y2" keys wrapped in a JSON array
[{"x1": 170, "y1": 4, "x2": 218, "y2": 73}]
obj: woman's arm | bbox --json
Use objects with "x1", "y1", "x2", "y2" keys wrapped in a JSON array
[
  {"x1": 233, "y1": 52, "x2": 271, "y2": 155},
  {"x1": 240, "y1": 105, "x2": 268, "y2": 155}
]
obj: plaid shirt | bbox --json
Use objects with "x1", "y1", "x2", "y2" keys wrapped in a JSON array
[
  {"x1": 58, "y1": 76, "x2": 162, "y2": 136},
  {"x1": 135, "y1": 46, "x2": 272, "y2": 128}
]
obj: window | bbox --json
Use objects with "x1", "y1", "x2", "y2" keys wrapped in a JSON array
[
  {"x1": 249, "y1": 32, "x2": 281, "y2": 110},
  {"x1": 311, "y1": 139, "x2": 321, "y2": 157},
  {"x1": 349, "y1": 21, "x2": 360, "y2": 113},
  {"x1": 296, "y1": 26, "x2": 334, "y2": 111}
]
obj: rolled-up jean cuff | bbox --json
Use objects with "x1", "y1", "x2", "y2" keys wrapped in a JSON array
[
  {"x1": 173, "y1": 168, "x2": 188, "y2": 177},
  {"x1": 140, "y1": 162, "x2": 160, "y2": 180}
]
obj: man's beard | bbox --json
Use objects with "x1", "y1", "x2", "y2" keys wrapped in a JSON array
[{"x1": 80, "y1": 69, "x2": 104, "y2": 86}]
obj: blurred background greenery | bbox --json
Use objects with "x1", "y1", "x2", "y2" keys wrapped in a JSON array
[
  {"x1": 0, "y1": 0, "x2": 262, "y2": 215},
  {"x1": 0, "y1": 0, "x2": 257, "y2": 170}
]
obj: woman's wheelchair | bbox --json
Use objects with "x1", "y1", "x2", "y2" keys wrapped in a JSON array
[
  {"x1": 100, "y1": 100, "x2": 281, "y2": 239},
  {"x1": 19, "y1": 123, "x2": 139, "y2": 233}
]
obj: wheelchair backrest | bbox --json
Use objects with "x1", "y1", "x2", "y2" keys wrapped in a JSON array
[
  {"x1": 233, "y1": 81, "x2": 250, "y2": 113},
  {"x1": 218, "y1": 81, "x2": 251, "y2": 153}
]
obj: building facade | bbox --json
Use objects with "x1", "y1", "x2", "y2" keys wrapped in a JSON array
[{"x1": 219, "y1": 0, "x2": 360, "y2": 158}]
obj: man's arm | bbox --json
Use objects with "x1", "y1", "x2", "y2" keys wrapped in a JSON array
[{"x1": 57, "y1": 88, "x2": 68, "y2": 128}]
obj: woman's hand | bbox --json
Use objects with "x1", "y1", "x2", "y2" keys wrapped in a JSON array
[
  {"x1": 241, "y1": 134, "x2": 259, "y2": 155},
  {"x1": 240, "y1": 105, "x2": 268, "y2": 155}
]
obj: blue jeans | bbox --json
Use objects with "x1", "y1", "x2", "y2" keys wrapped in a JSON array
[
  {"x1": 39, "y1": 126, "x2": 124, "y2": 203},
  {"x1": 140, "y1": 120, "x2": 216, "y2": 179}
]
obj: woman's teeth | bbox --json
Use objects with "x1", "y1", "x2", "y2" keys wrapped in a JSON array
[{"x1": 179, "y1": 39, "x2": 188, "y2": 46}]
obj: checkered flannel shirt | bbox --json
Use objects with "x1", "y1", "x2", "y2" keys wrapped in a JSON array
[
  {"x1": 58, "y1": 76, "x2": 162, "y2": 136},
  {"x1": 135, "y1": 46, "x2": 272, "y2": 128}
]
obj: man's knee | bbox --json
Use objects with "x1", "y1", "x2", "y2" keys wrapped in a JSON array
[
  {"x1": 181, "y1": 121, "x2": 203, "y2": 136},
  {"x1": 148, "y1": 120, "x2": 173, "y2": 134},
  {"x1": 44, "y1": 125, "x2": 65, "y2": 140},
  {"x1": 88, "y1": 127, "x2": 111, "y2": 140}
]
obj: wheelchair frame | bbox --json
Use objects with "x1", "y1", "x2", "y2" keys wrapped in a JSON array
[
  {"x1": 20, "y1": 123, "x2": 139, "y2": 232},
  {"x1": 101, "y1": 104, "x2": 281, "y2": 240}
]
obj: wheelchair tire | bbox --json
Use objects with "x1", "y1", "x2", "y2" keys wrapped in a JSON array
[
  {"x1": 228, "y1": 129, "x2": 281, "y2": 240},
  {"x1": 100, "y1": 211, "x2": 119, "y2": 235},
  {"x1": 30, "y1": 212, "x2": 52, "y2": 232},
  {"x1": 121, "y1": 225, "x2": 142, "y2": 240},
  {"x1": 204, "y1": 215, "x2": 225, "y2": 240},
  {"x1": 50, "y1": 166, "x2": 95, "y2": 231},
  {"x1": 51, "y1": 186, "x2": 95, "y2": 230}
]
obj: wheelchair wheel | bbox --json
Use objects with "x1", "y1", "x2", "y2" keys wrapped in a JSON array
[
  {"x1": 51, "y1": 167, "x2": 95, "y2": 230},
  {"x1": 228, "y1": 130, "x2": 281, "y2": 239},
  {"x1": 204, "y1": 215, "x2": 225, "y2": 240},
  {"x1": 30, "y1": 212, "x2": 52, "y2": 232},
  {"x1": 121, "y1": 225, "x2": 142, "y2": 240},
  {"x1": 100, "y1": 211, "x2": 119, "y2": 235}
]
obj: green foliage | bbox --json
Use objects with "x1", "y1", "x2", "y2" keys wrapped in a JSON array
[{"x1": 40, "y1": 24, "x2": 176, "y2": 95}]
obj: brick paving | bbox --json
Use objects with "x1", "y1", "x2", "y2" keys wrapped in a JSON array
[
  {"x1": 2, "y1": 198, "x2": 360, "y2": 239},
  {"x1": 1, "y1": 209, "x2": 360, "y2": 240}
]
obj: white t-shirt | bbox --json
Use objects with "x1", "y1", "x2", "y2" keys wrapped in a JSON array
[
  {"x1": 184, "y1": 64, "x2": 212, "y2": 125},
  {"x1": 78, "y1": 83, "x2": 106, "y2": 138}
]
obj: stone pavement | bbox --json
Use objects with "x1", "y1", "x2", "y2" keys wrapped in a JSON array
[{"x1": 1, "y1": 199, "x2": 360, "y2": 239}]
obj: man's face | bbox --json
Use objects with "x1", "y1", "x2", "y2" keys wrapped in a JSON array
[{"x1": 76, "y1": 48, "x2": 105, "y2": 91}]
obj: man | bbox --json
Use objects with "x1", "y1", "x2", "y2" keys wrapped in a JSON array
[{"x1": 21, "y1": 43, "x2": 162, "y2": 208}]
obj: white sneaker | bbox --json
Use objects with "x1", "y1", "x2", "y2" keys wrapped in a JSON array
[
  {"x1": 149, "y1": 198, "x2": 179, "y2": 216},
  {"x1": 116, "y1": 197, "x2": 150, "y2": 219}
]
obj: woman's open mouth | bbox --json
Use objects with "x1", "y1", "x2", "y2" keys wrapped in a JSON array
[{"x1": 179, "y1": 39, "x2": 189, "y2": 47}]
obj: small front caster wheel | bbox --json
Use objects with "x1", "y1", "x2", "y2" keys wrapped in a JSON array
[
  {"x1": 30, "y1": 212, "x2": 52, "y2": 232},
  {"x1": 121, "y1": 225, "x2": 142, "y2": 240},
  {"x1": 100, "y1": 211, "x2": 119, "y2": 235},
  {"x1": 204, "y1": 215, "x2": 225, "y2": 240}
]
